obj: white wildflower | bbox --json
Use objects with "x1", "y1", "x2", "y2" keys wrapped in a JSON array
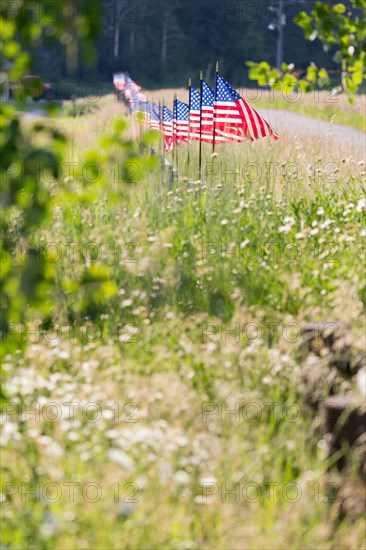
[
  {"x1": 319, "y1": 219, "x2": 333, "y2": 229},
  {"x1": 356, "y1": 198, "x2": 366, "y2": 212},
  {"x1": 200, "y1": 476, "x2": 217, "y2": 486},
  {"x1": 174, "y1": 470, "x2": 191, "y2": 485},
  {"x1": 108, "y1": 448, "x2": 134, "y2": 470},
  {"x1": 279, "y1": 216, "x2": 296, "y2": 234}
]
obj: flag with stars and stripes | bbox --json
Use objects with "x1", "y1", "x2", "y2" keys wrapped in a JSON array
[
  {"x1": 214, "y1": 73, "x2": 279, "y2": 142},
  {"x1": 148, "y1": 103, "x2": 161, "y2": 131},
  {"x1": 188, "y1": 86, "x2": 201, "y2": 139},
  {"x1": 123, "y1": 76, "x2": 141, "y2": 100},
  {"x1": 200, "y1": 81, "x2": 215, "y2": 137},
  {"x1": 133, "y1": 100, "x2": 150, "y2": 124},
  {"x1": 189, "y1": 84, "x2": 230, "y2": 144},
  {"x1": 162, "y1": 106, "x2": 174, "y2": 151},
  {"x1": 129, "y1": 91, "x2": 146, "y2": 112},
  {"x1": 173, "y1": 100, "x2": 189, "y2": 142},
  {"x1": 113, "y1": 73, "x2": 127, "y2": 92}
]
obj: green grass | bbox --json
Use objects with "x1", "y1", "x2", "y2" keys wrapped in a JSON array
[{"x1": 1, "y1": 101, "x2": 366, "y2": 549}]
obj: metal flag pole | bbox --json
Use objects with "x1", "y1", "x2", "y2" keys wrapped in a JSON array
[
  {"x1": 149, "y1": 102, "x2": 154, "y2": 156},
  {"x1": 159, "y1": 99, "x2": 165, "y2": 184},
  {"x1": 198, "y1": 70, "x2": 203, "y2": 181},
  {"x1": 212, "y1": 61, "x2": 219, "y2": 156},
  {"x1": 158, "y1": 99, "x2": 162, "y2": 154},
  {"x1": 187, "y1": 77, "x2": 191, "y2": 180},
  {"x1": 173, "y1": 93, "x2": 177, "y2": 176},
  {"x1": 175, "y1": 95, "x2": 179, "y2": 176}
]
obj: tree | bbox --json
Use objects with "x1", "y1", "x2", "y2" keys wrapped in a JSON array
[{"x1": 247, "y1": 0, "x2": 366, "y2": 102}]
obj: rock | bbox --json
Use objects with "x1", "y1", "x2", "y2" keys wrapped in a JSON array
[
  {"x1": 301, "y1": 322, "x2": 355, "y2": 376},
  {"x1": 324, "y1": 395, "x2": 366, "y2": 472},
  {"x1": 338, "y1": 478, "x2": 366, "y2": 520},
  {"x1": 357, "y1": 366, "x2": 366, "y2": 396},
  {"x1": 299, "y1": 353, "x2": 348, "y2": 412},
  {"x1": 302, "y1": 322, "x2": 347, "y2": 354}
]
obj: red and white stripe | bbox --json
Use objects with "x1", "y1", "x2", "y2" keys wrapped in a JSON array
[
  {"x1": 189, "y1": 107, "x2": 231, "y2": 144},
  {"x1": 164, "y1": 136, "x2": 174, "y2": 152},
  {"x1": 238, "y1": 98, "x2": 279, "y2": 141},
  {"x1": 162, "y1": 120, "x2": 173, "y2": 137},
  {"x1": 213, "y1": 101, "x2": 245, "y2": 142},
  {"x1": 174, "y1": 119, "x2": 189, "y2": 142},
  {"x1": 148, "y1": 107, "x2": 161, "y2": 132},
  {"x1": 214, "y1": 99, "x2": 279, "y2": 142},
  {"x1": 149, "y1": 120, "x2": 161, "y2": 131}
]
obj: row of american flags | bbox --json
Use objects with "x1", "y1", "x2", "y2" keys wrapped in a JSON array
[{"x1": 113, "y1": 72, "x2": 279, "y2": 153}]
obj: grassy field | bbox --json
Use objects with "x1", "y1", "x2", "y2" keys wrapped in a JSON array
[{"x1": 2, "y1": 93, "x2": 366, "y2": 549}]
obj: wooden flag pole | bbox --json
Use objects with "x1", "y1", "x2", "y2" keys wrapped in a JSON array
[
  {"x1": 198, "y1": 70, "x2": 203, "y2": 181},
  {"x1": 212, "y1": 61, "x2": 219, "y2": 155}
]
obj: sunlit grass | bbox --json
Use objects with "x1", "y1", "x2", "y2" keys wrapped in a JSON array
[{"x1": 2, "y1": 96, "x2": 366, "y2": 549}]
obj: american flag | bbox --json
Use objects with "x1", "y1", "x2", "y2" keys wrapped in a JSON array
[
  {"x1": 129, "y1": 91, "x2": 146, "y2": 111},
  {"x1": 189, "y1": 84, "x2": 229, "y2": 144},
  {"x1": 174, "y1": 100, "x2": 189, "y2": 142},
  {"x1": 123, "y1": 76, "x2": 141, "y2": 100},
  {"x1": 214, "y1": 73, "x2": 279, "y2": 142},
  {"x1": 113, "y1": 73, "x2": 127, "y2": 92},
  {"x1": 133, "y1": 100, "x2": 149, "y2": 123},
  {"x1": 201, "y1": 81, "x2": 215, "y2": 136},
  {"x1": 189, "y1": 87, "x2": 201, "y2": 139},
  {"x1": 115, "y1": 73, "x2": 145, "y2": 108},
  {"x1": 148, "y1": 103, "x2": 161, "y2": 131},
  {"x1": 162, "y1": 106, "x2": 174, "y2": 151},
  {"x1": 113, "y1": 72, "x2": 148, "y2": 118}
]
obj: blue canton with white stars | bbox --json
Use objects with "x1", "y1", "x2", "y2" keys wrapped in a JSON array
[
  {"x1": 175, "y1": 100, "x2": 189, "y2": 120},
  {"x1": 150, "y1": 103, "x2": 160, "y2": 121},
  {"x1": 189, "y1": 87, "x2": 201, "y2": 110},
  {"x1": 162, "y1": 106, "x2": 173, "y2": 122},
  {"x1": 202, "y1": 81, "x2": 214, "y2": 107},
  {"x1": 216, "y1": 74, "x2": 242, "y2": 102}
]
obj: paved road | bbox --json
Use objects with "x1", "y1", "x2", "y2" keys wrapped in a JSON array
[{"x1": 257, "y1": 109, "x2": 365, "y2": 146}]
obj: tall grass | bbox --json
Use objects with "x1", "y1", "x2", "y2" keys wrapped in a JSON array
[{"x1": 2, "y1": 94, "x2": 365, "y2": 550}]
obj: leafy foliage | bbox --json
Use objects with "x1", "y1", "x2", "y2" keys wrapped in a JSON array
[
  {"x1": 0, "y1": 1, "x2": 155, "y2": 361},
  {"x1": 0, "y1": 1, "x2": 101, "y2": 358},
  {"x1": 247, "y1": 0, "x2": 366, "y2": 102}
]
